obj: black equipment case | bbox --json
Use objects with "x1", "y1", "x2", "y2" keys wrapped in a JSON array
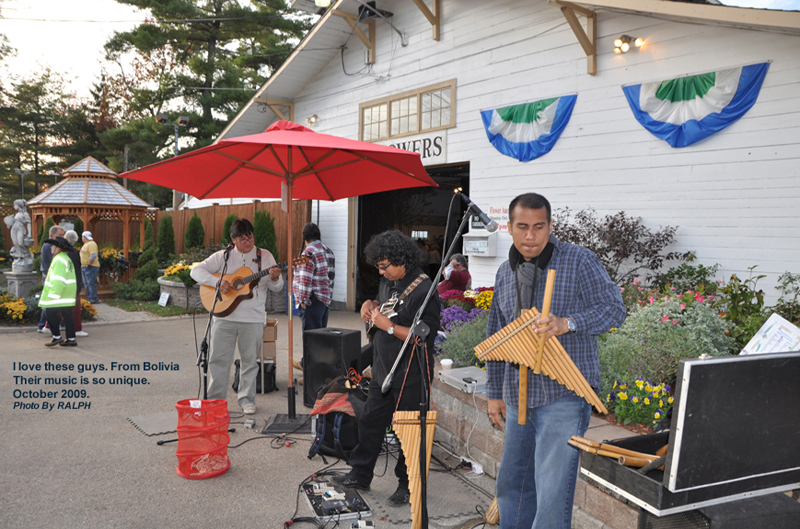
[{"x1": 580, "y1": 352, "x2": 800, "y2": 517}]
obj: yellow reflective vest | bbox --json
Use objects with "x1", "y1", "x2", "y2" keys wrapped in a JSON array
[{"x1": 39, "y1": 253, "x2": 77, "y2": 308}]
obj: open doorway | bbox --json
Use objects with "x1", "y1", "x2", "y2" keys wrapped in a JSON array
[{"x1": 355, "y1": 162, "x2": 470, "y2": 306}]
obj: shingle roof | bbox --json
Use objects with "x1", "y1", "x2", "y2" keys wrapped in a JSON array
[{"x1": 61, "y1": 156, "x2": 119, "y2": 179}]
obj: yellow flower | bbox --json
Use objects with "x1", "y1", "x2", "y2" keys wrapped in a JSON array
[
  {"x1": 644, "y1": 398, "x2": 650, "y2": 405},
  {"x1": 619, "y1": 383, "x2": 627, "y2": 390},
  {"x1": 668, "y1": 396, "x2": 674, "y2": 405},
  {"x1": 618, "y1": 392, "x2": 628, "y2": 401},
  {"x1": 645, "y1": 383, "x2": 653, "y2": 392},
  {"x1": 654, "y1": 411, "x2": 661, "y2": 419},
  {"x1": 635, "y1": 380, "x2": 644, "y2": 390},
  {"x1": 632, "y1": 396, "x2": 639, "y2": 404},
  {"x1": 659, "y1": 399, "x2": 665, "y2": 408}
]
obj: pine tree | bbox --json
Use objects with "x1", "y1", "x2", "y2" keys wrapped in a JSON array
[
  {"x1": 185, "y1": 213, "x2": 205, "y2": 250},
  {"x1": 143, "y1": 218, "x2": 154, "y2": 252},
  {"x1": 41, "y1": 217, "x2": 54, "y2": 248},
  {"x1": 156, "y1": 216, "x2": 175, "y2": 266},
  {"x1": 221, "y1": 214, "x2": 238, "y2": 245},
  {"x1": 254, "y1": 210, "x2": 279, "y2": 262},
  {"x1": 73, "y1": 218, "x2": 84, "y2": 238}
]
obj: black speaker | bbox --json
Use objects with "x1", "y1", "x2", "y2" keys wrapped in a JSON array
[{"x1": 302, "y1": 328, "x2": 362, "y2": 408}]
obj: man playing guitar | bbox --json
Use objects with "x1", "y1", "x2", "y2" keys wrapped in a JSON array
[{"x1": 191, "y1": 219, "x2": 284, "y2": 415}]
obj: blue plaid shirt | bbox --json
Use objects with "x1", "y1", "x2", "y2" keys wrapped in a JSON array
[{"x1": 486, "y1": 236, "x2": 626, "y2": 408}]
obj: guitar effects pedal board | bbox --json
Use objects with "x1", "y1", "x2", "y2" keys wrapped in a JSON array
[{"x1": 302, "y1": 480, "x2": 371, "y2": 523}]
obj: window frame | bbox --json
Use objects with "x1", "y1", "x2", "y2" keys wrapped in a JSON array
[{"x1": 358, "y1": 79, "x2": 456, "y2": 142}]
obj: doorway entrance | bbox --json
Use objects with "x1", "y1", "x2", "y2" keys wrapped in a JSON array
[{"x1": 355, "y1": 162, "x2": 470, "y2": 306}]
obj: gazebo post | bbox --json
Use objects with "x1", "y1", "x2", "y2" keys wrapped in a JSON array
[{"x1": 122, "y1": 210, "x2": 131, "y2": 263}]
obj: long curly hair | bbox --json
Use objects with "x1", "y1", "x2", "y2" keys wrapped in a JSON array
[{"x1": 365, "y1": 230, "x2": 422, "y2": 270}]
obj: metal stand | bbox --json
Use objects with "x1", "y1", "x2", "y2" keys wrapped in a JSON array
[{"x1": 197, "y1": 246, "x2": 233, "y2": 400}]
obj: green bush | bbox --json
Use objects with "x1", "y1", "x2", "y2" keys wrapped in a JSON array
[
  {"x1": 112, "y1": 279, "x2": 160, "y2": 301},
  {"x1": 598, "y1": 294, "x2": 732, "y2": 399},
  {"x1": 133, "y1": 259, "x2": 159, "y2": 281},
  {"x1": 73, "y1": 218, "x2": 84, "y2": 237},
  {"x1": 440, "y1": 311, "x2": 490, "y2": 368},
  {"x1": 656, "y1": 253, "x2": 720, "y2": 297},
  {"x1": 714, "y1": 267, "x2": 768, "y2": 352},
  {"x1": 185, "y1": 213, "x2": 205, "y2": 250},
  {"x1": 40, "y1": 218, "x2": 54, "y2": 250},
  {"x1": 156, "y1": 216, "x2": 175, "y2": 266},
  {"x1": 221, "y1": 214, "x2": 238, "y2": 245},
  {"x1": 773, "y1": 272, "x2": 800, "y2": 326},
  {"x1": 143, "y1": 219, "x2": 155, "y2": 253},
  {"x1": 175, "y1": 243, "x2": 222, "y2": 267},
  {"x1": 137, "y1": 246, "x2": 155, "y2": 268},
  {"x1": 254, "y1": 210, "x2": 279, "y2": 261}
]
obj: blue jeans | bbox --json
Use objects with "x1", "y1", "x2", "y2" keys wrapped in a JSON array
[
  {"x1": 497, "y1": 395, "x2": 590, "y2": 529},
  {"x1": 82, "y1": 266, "x2": 99, "y2": 303},
  {"x1": 299, "y1": 294, "x2": 329, "y2": 332}
]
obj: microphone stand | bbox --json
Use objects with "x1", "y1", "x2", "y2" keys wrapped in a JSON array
[
  {"x1": 197, "y1": 245, "x2": 233, "y2": 400},
  {"x1": 387, "y1": 207, "x2": 481, "y2": 529}
]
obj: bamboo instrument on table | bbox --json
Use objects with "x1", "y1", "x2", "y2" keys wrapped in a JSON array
[{"x1": 392, "y1": 410, "x2": 437, "y2": 529}]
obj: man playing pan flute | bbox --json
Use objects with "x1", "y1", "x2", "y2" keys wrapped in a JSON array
[
  {"x1": 486, "y1": 193, "x2": 625, "y2": 529},
  {"x1": 191, "y1": 219, "x2": 284, "y2": 415}
]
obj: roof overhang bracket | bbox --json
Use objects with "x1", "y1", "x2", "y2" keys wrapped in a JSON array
[
  {"x1": 333, "y1": 10, "x2": 376, "y2": 64},
  {"x1": 254, "y1": 99, "x2": 295, "y2": 122},
  {"x1": 411, "y1": 0, "x2": 440, "y2": 41},
  {"x1": 554, "y1": 1, "x2": 597, "y2": 76}
]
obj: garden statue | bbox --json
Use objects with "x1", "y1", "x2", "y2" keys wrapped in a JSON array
[{"x1": 5, "y1": 199, "x2": 35, "y2": 273}]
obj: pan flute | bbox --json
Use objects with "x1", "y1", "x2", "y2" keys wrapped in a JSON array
[
  {"x1": 392, "y1": 410, "x2": 437, "y2": 529},
  {"x1": 474, "y1": 307, "x2": 608, "y2": 414}
]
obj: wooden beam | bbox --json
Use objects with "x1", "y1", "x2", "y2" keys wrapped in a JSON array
[
  {"x1": 333, "y1": 10, "x2": 376, "y2": 63},
  {"x1": 562, "y1": 0, "x2": 800, "y2": 34},
  {"x1": 253, "y1": 98, "x2": 294, "y2": 122},
  {"x1": 558, "y1": 2, "x2": 597, "y2": 76},
  {"x1": 412, "y1": 0, "x2": 440, "y2": 41}
]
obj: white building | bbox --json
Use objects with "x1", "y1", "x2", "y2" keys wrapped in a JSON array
[{"x1": 220, "y1": 0, "x2": 800, "y2": 310}]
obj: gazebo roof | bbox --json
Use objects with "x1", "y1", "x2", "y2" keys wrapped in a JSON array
[{"x1": 28, "y1": 156, "x2": 151, "y2": 208}]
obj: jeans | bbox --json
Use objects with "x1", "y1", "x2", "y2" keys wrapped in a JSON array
[
  {"x1": 38, "y1": 273, "x2": 48, "y2": 329},
  {"x1": 299, "y1": 294, "x2": 329, "y2": 332},
  {"x1": 82, "y1": 266, "x2": 100, "y2": 303},
  {"x1": 496, "y1": 395, "x2": 590, "y2": 529}
]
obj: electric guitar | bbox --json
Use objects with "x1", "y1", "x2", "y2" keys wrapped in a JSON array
[
  {"x1": 200, "y1": 256, "x2": 309, "y2": 317},
  {"x1": 366, "y1": 293, "x2": 401, "y2": 336}
]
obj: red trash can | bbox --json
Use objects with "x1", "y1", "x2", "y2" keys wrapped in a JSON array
[{"x1": 174, "y1": 399, "x2": 231, "y2": 479}]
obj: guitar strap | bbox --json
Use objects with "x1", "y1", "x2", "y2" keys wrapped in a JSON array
[
  {"x1": 253, "y1": 248, "x2": 262, "y2": 285},
  {"x1": 399, "y1": 274, "x2": 428, "y2": 302}
]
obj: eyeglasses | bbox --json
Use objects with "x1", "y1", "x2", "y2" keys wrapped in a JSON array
[
  {"x1": 235, "y1": 233, "x2": 254, "y2": 241},
  {"x1": 375, "y1": 262, "x2": 391, "y2": 271}
]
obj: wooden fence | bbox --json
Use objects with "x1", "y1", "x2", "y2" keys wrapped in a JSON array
[{"x1": 2, "y1": 201, "x2": 311, "y2": 263}]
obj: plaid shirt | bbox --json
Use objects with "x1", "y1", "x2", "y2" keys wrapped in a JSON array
[
  {"x1": 486, "y1": 236, "x2": 626, "y2": 408},
  {"x1": 292, "y1": 240, "x2": 332, "y2": 307}
]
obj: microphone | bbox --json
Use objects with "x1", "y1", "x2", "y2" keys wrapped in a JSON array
[
  {"x1": 224, "y1": 242, "x2": 235, "y2": 252},
  {"x1": 459, "y1": 193, "x2": 498, "y2": 233}
]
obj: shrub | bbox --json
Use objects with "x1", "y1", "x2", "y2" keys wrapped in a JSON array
[
  {"x1": 607, "y1": 379, "x2": 674, "y2": 426},
  {"x1": 440, "y1": 306, "x2": 485, "y2": 332},
  {"x1": 133, "y1": 259, "x2": 159, "y2": 281},
  {"x1": 73, "y1": 218, "x2": 84, "y2": 237},
  {"x1": 773, "y1": 272, "x2": 800, "y2": 326},
  {"x1": 713, "y1": 267, "x2": 768, "y2": 352},
  {"x1": 143, "y1": 219, "x2": 155, "y2": 253},
  {"x1": 1, "y1": 294, "x2": 27, "y2": 322},
  {"x1": 81, "y1": 299, "x2": 98, "y2": 320},
  {"x1": 553, "y1": 207, "x2": 687, "y2": 285},
  {"x1": 440, "y1": 311, "x2": 490, "y2": 368},
  {"x1": 221, "y1": 214, "x2": 238, "y2": 245},
  {"x1": 619, "y1": 277, "x2": 659, "y2": 314},
  {"x1": 655, "y1": 253, "x2": 720, "y2": 297},
  {"x1": 439, "y1": 289, "x2": 475, "y2": 310},
  {"x1": 112, "y1": 279, "x2": 160, "y2": 301},
  {"x1": 137, "y1": 247, "x2": 155, "y2": 269},
  {"x1": 185, "y1": 213, "x2": 205, "y2": 250},
  {"x1": 164, "y1": 262, "x2": 196, "y2": 287},
  {"x1": 254, "y1": 210, "x2": 279, "y2": 261},
  {"x1": 598, "y1": 293, "x2": 732, "y2": 399},
  {"x1": 156, "y1": 216, "x2": 175, "y2": 266}
]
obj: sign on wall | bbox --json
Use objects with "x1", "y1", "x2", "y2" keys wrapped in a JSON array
[{"x1": 379, "y1": 130, "x2": 447, "y2": 166}]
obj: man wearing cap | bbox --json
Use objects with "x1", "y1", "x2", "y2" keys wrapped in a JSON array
[
  {"x1": 80, "y1": 231, "x2": 101, "y2": 304},
  {"x1": 39, "y1": 237, "x2": 78, "y2": 347}
]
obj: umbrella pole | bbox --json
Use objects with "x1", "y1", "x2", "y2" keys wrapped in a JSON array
[{"x1": 286, "y1": 183, "x2": 296, "y2": 419}]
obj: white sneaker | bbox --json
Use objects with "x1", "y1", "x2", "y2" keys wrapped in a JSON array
[
  {"x1": 242, "y1": 405, "x2": 256, "y2": 415},
  {"x1": 75, "y1": 331, "x2": 88, "y2": 337}
]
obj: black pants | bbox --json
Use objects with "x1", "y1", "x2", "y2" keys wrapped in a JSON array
[
  {"x1": 347, "y1": 377, "x2": 425, "y2": 487},
  {"x1": 46, "y1": 306, "x2": 75, "y2": 340}
]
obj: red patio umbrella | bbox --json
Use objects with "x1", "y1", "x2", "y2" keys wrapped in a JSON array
[{"x1": 122, "y1": 120, "x2": 437, "y2": 417}]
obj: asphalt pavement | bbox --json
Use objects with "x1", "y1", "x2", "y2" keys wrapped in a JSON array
[{"x1": 1, "y1": 306, "x2": 495, "y2": 529}]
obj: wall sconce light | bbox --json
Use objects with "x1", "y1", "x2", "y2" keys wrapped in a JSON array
[
  {"x1": 306, "y1": 114, "x2": 318, "y2": 126},
  {"x1": 613, "y1": 35, "x2": 644, "y2": 54}
]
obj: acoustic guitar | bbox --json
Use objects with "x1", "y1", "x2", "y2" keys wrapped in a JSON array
[{"x1": 200, "y1": 256, "x2": 309, "y2": 317}]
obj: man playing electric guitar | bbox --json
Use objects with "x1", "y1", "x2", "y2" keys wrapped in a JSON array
[{"x1": 191, "y1": 219, "x2": 284, "y2": 415}]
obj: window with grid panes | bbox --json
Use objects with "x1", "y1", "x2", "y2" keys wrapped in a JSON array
[{"x1": 359, "y1": 80, "x2": 455, "y2": 141}]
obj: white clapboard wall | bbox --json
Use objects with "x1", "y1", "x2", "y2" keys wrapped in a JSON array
[{"x1": 280, "y1": 0, "x2": 799, "y2": 303}]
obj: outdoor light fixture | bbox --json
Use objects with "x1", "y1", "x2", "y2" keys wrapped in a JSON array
[
  {"x1": 613, "y1": 35, "x2": 643, "y2": 54},
  {"x1": 156, "y1": 114, "x2": 169, "y2": 124},
  {"x1": 315, "y1": 0, "x2": 332, "y2": 7},
  {"x1": 177, "y1": 116, "x2": 190, "y2": 126},
  {"x1": 306, "y1": 114, "x2": 318, "y2": 125}
]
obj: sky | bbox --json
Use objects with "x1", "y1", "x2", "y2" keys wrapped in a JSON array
[{"x1": 1, "y1": 0, "x2": 799, "y2": 98}]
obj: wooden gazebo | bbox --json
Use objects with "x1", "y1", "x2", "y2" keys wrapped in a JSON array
[{"x1": 27, "y1": 157, "x2": 152, "y2": 259}]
